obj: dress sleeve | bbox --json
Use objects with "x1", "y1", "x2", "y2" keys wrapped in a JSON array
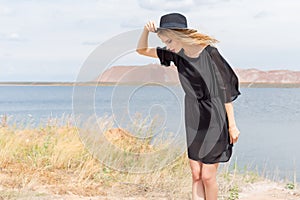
[
  {"x1": 208, "y1": 47, "x2": 241, "y2": 103},
  {"x1": 156, "y1": 47, "x2": 173, "y2": 67}
]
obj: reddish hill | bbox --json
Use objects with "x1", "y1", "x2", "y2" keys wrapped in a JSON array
[
  {"x1": 96, "y1": 64, "x2": 179, "y2": 83},
  {"x1": 235, "y1": 68, "x2": 300, "y2": 83},
  {"x1": 96, "y1": 64, "x2": 300, "y2": 84}
]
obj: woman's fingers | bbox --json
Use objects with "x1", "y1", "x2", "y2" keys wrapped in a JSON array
[
  {"x1": 148, "y1": 21, "x2": 156, "y2": 32},
  {"x1": 144, "y1": 21, "x2": 157, "y2": 33},
  {"x1": 230, "y1": 135, "x2": 233, "y2": 144},
  {"x1": 229, "y1": 127, "x2": 240, "y2": 144}
]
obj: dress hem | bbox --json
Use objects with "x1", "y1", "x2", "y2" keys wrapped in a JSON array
[{"x1": 188, "y1": 156, "x2": 231, "y2": 164}]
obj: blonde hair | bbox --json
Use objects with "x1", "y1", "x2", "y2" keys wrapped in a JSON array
[{"x1": 157, "y1": 29, "x2": 219, "y2": 46}]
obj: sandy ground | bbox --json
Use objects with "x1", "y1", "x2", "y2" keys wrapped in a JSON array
[
  {"x1": 1, "y1": 181, "x2": 300, "y2": 200},
  {"x1": 239, "y1": 181, "x2": 300, "y2": 200}
]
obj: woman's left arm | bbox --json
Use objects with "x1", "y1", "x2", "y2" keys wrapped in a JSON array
[{"x1": 225, "y1": 102, "x2": 240, "y2": 144}]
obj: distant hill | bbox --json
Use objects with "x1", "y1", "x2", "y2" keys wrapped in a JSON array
[
  {"x1": 96, "y1": 64, "x2": 179, "y2": 84},
  {"x1": 96, "y1": 64, "x2": 300, "y2": 84},
  {"x1": 235, "y1": 68, "x2": 300, "y2": 83}
]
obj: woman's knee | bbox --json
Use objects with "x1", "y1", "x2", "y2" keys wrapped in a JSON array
[
  {"x1": 189, "y1": 160, "x2": 202, "y2": 182},
  {"x1": 191, "y1": 168, "x2": 201, "y2": 181},
  {"x1": 201, "y1": 163, "x2": 218, "y2": 184},
  {"x1": 201, "y1": 171, "x2": 215, "y2": 184}
]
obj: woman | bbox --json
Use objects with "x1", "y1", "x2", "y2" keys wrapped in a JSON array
[{"x1": 136, "y1": 13, "x2": 241, "y2": 200}]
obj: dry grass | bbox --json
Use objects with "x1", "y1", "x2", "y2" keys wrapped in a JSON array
[{"x1": 0, "y1": 116, "x2": 299, "y2": 199}]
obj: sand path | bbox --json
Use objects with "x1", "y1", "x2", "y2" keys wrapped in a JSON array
[{"x1": 239, "y1": 181, "x2": 300, "y2": 200}]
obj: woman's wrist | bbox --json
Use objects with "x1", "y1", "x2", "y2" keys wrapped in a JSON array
[
  {"x1": 228, "y1": 124, "x2": 237, "y2": 129},
  {"x1": 143, "y1": 26, "x2": 149, "y2": 32}
]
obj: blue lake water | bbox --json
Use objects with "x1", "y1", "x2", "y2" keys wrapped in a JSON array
[{"x1": 0, "y1": 86, "x2": 300, "y2": 181}]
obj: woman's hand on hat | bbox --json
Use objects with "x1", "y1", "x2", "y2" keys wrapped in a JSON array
[{"x1": 144, "y1": 21, "x2": 157, "y2": 33}]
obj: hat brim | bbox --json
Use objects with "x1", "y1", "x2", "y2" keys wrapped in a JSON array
[{"x1": 156, "y1": 27, "x2": 197, "y2": 33}]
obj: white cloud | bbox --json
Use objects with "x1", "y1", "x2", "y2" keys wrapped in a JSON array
[
  {"x1": 137, "y1": 0, "x2": 231, "y2": 12},
  {"x1": 193, "y1": 0, "x2": 230, "y2": 5},
  {"x1": 7, "y1": 32, "x2": 22, "y2": 41},
  {"x1": 0, "y1": 32, "x2": 25, "y2": 42},
  {"x1": 81, "y1": 41, "x2": 101, "y2": 46},
  {"x1": 253, "y1": 11, "x2": 270, "y2": 19},
  {"x1": 120, "y1": 17, "x2": 146, "y2": 28},
  {"x1": 138, "y1": 0, "x2": 194, "y2": 11},
  {"x1": 0, "y1": 5, "x2": 12, "y2": 15}
]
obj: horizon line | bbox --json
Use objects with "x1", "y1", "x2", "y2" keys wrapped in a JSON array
[{"x1": 1, "y1": 82, "x2": 300, "y2": 88}]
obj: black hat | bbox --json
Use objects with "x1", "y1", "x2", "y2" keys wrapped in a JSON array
[{"x1": 157, "y1": 13, "x2": 188, "y2": 30}]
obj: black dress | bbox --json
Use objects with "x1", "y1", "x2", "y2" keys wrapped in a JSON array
[{"x1": 156, "y1": 45, "x2": 241, "y2": 164}]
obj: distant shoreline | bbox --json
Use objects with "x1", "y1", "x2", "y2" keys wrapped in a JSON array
[{"x1": 1, "y1": 82, "x2": 300, "y2": 88}]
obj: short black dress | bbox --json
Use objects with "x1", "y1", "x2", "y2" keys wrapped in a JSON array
[{"x1": 157, "y1": 45, "x2": 241, "y2": 164}]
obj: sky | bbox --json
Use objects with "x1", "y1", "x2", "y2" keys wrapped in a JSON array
[{"x1": 0, "y1": 0, "x2": 299, "y2": 81}]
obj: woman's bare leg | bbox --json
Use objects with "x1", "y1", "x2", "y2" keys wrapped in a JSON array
[
  {"x1": 189, "y1": 159, "x2": 205, "y2": 200},
  {"x1": 201, "y1": 163, "x2": 219, "y2": 200}
]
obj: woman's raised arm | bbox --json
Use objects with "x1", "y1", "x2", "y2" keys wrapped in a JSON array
[{"x1": 136, "y1": 21, "x2": 158, "y2": 58}]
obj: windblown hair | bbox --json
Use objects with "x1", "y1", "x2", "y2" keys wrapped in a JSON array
[{"x1": 157, "y1": 29, "x2": 219, "y2": 45}]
